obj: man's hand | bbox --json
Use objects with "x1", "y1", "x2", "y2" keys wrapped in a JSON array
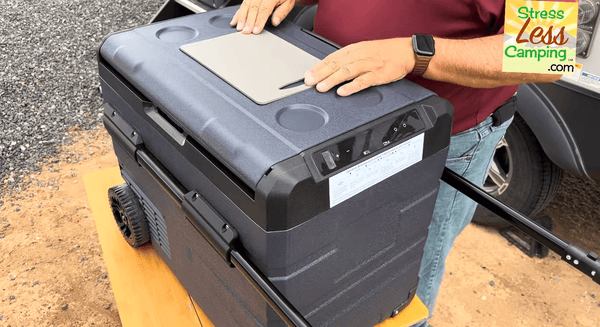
[
  {"x1": 230, "y1": 0, "x2": 296, "y2": 35},
  {"x1": 304, "y1": 38, "x2": 416, "y2": 97}
]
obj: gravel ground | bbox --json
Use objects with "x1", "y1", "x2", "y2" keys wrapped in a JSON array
[{"x1": 0, "y1": 0, "x2": 162, "y2": 192}]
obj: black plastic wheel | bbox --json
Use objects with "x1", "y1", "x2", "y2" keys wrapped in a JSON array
[
  {"x1": 108, "y1": 183, "x2": 150, "y2": 247},
  {"x1": 472, "y1": 113, "x2": 564, "y2": 228}
]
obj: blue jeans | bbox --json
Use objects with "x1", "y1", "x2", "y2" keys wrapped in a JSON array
[{"x1": 414, "y1": 114, "x2": 514, "y2": 326}]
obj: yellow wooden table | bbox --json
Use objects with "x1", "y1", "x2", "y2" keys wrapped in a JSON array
[{"x1": 84, "y1": 167, "x2": 428, "y2": 327}]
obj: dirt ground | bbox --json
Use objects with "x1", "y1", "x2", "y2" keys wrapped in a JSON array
[
  {"x1": 0, "y1": 128, "x2": 121, "y2": 327},
  {"x1": 0, "y1": 128, "x2": 599, "y2": 327}
]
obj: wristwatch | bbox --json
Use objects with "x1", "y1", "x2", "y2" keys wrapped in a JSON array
[{"x1": 411, "y1": 34, "x2": 435, "y2": 76}]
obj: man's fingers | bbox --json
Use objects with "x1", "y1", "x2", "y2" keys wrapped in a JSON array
[
  {"x1": 305, "y1": 57, "x2": 344, "y2": 86},
  {"x1": 252, "y1": 1, "x2": 278, "y2": 34},
  {"x1": 243, "y1": 0, "x2": 263, "y2": 34},
  {"x1": 230, "y1": 5, "x2": 241, "y2": 26},
  {"x1": 271, "y1": 0, "x2": 294, "y2": 26},
  {"x1": 337, "y1": 72, "x2": 378, "y2": 96},
  {"x1": 231, "y1": 1, "x2": 250, "y2": 30},
  {"x1": 305, "y1": 46, "x2": 362, "y2": 85},
  {"x1": 233, "y1": 0, "x2": 293, "y2": 34},
  {"x1": 314, "y1": 60, "x2": 374, "y2": 92}
]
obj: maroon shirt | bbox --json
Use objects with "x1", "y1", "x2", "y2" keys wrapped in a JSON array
[{"x1": 306, "y1": 0, "x2": 519, "y2": 134}]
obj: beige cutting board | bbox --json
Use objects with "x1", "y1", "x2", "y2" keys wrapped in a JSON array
[{"x1": 180, "y1": 30, "x2": 320, "y2": 105}]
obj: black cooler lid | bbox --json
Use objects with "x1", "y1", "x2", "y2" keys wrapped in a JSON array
[{"x1": 99, "y1": 7, "x2": 437, "y2": 190}]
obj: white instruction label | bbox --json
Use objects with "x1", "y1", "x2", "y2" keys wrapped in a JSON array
[
  {"x1": 329, "y1": 133, "x2": 425, "y2": 208},
  {"x1": 580, "y1": 71, "x2": 600, "y2": 89}
]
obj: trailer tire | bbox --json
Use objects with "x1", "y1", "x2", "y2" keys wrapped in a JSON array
[
  {"x1": 108, "y1": 183, "x2": 150, "y2": 247},
  {"x1": 472, "y1": 114, "x2": 563, "y2": 228}
]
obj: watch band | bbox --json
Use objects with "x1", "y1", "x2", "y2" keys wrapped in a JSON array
[
  {"x1": 412, "y1": 55, "x2": 433, "y2": 76},
  {"x1": 411, "y1": 34, "x2": 435, "y2": 76}
]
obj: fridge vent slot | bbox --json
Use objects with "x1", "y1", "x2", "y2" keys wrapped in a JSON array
[{"x1": 122, "y1": 171, "x2": 172, "y2": 258}]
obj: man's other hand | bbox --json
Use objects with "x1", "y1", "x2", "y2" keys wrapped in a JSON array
[
  {"x1": 304, "y1": 38, "x2": 416, "y2": 97},
  {"x1": 230, "y1": 0, "x2": 296, "y2": 35}
]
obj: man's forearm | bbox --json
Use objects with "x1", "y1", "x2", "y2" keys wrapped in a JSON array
[
  {"x1": 424, "y1": 34, "x2": 561, "y2": 88},
  {"x1": 303, "y1": 34, "x2": 563, "y2": 96}
]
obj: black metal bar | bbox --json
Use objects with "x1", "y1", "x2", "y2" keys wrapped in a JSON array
[
  {"x1": 442, "y1": 167, "x2": 600, "y2": 285},
  {"x1": 137, "y1": 149, "x2": 186, "y2": 203},
  {"x1": 441, "y1": 167, "x2": 567, "y2": 253},
  {"x1": 230, "y1": 250, "x2": 311, "y2": 327}
]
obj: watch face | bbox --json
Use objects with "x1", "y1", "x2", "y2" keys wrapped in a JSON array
[{"x1": 414, "y1": 35, "x2": 435, "y2": 56}]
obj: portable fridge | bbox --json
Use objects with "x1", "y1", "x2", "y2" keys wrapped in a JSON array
[{"x1": 98, "y1": 6, "x2": 454, "y2": 327}]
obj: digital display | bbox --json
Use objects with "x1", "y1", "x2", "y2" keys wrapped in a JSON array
[{"x1": 415, "y1": 35, "x2": 435, "y2": 56}]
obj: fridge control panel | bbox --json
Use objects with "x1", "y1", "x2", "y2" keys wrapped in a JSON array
[{"x1": 311, "y1": 109, "x2": 425, "y2": 177}]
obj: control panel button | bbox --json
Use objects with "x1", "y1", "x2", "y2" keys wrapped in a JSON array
[{"x1": 321, "y1": 150, "x2": 337, "y2": 170}]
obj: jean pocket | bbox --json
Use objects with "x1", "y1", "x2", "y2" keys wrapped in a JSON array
[
  {"x1": 446, "y1": 155, "x2": 472, "y2": 164},
  {"x1": 445, "y1": 155, "x2": 473, "y2": 177},
  {"x1": 448, "y1": 128, "x2": 480, "y2": 159}
]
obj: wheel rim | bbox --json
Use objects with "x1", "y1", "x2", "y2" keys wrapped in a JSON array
[
  {"x1": 482, "y1": 135, "x2": 513, "y2": 196},
  {"x1": 110, "y1": 197, "x2": 133, "y2": 240}
]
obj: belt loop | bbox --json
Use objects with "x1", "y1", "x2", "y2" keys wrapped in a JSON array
[{"x1": 479, "y1": 124, "x2": 491, "y2": 138}]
